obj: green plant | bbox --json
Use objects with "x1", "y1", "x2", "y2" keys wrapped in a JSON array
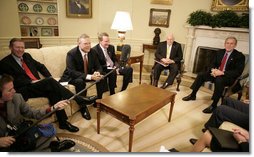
[
  {"x1": 187, "y1": 10, "x2": 212, "y2": 26},
  {"x1": 210, "y1": 10, "x2": 240, "y2": 28},
  {"x1": 239, "y1": 13, "x2": 249, "y2": 28},
  {"x1": 187, "y1": 10, "x2": 249, "y2": 28}
]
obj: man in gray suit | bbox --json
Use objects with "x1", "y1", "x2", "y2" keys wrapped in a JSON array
[
  {"x1": 152, "y1": 33, "x2": 183, "y2": 89},
  {"x1": 0, "y1": 74, "x2": 75, "y2": 151}
]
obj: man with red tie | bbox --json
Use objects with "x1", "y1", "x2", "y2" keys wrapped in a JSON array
[
  {"x1": 0, "y1": 38, "x2": 96, "y2": 132},
  {"x1": 182, "y1": 36, "x2": 245, "y2": 113}
]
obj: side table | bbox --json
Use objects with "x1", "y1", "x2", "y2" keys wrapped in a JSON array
[{"x1": 142, "y1": 44, "x2": 157, "y2": 53}]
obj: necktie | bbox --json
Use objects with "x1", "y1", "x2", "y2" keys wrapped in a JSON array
[
  {"x1": 219, "y1": 53, "x2": 228, "y2": 71},
  {"x1": 104, "y1": 49, "x2": 114, "y2": 67},
  {"x1": 84, "y1": 54, "x2": 88, "y2": 74},
  {"x1": 21, "y1": 58, "x2": 38, "y2": 81},
  {"x1": 167, "y1": 45, "x2": 172, "y2": 58}
]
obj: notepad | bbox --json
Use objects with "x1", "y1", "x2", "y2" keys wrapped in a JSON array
[{"x1": 209, "y1": 127, "x2": 239, "y2": 150}]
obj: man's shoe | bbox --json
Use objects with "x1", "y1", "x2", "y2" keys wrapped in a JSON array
[
  {"x1": 168, "y1": 148, "x2": 179, "y2": 152},
  {"x1": 59, "y1": 121, "x2": 79, "y2": 132},
  {"x1": 202, "y1": 128, "x2": 207, "y2": 133},
  {"x1": 160, "y1": 83, "x2": 170, "y2": 89},
  {"x1": 83, "y1": 95, "x2": 98, "y2": 105},
  {"x1": 50, "y1": 140, "x2": 75, "y2": 152},
  {"x1": 202, "y1": 105, "x2": 216, "y2": 114},
  {"x1": 80, "y1": 106, "x2": 91, "y2": 120},
  {"x1": 189, "y1": 138, "x2": 198, "y2": 145},
  {"x1": 182, "y1": 94, "x2": 196, "y2": 101}
]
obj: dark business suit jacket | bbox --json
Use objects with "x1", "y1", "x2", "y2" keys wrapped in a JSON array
[
  {"x1": 60, "y1": 46, "x2": 106, "y2": 98},
  {"x1": 210, "y1": 49, "x2": 245, "y2": 81},
  {"x1": 0, "y1": 53, "x2": 71, "y2": 125},
  {"x1": 191, "y1": 49, "x2": 245, "y2": 105},
  {"x1": 0, "y1": 53, "x2": 51, "y2": 89},
  {"x1": 153, "y1": 41, "x2": 183, "y2": 85},
  {"x1": 60, "y1": 46, "x2": 103, "y2": 81},
  {"x1": 93, "y1": 44, "x2": 133, "y2": 91},
  {"x1": 155, "y1": 41, "x2": 183, "y2": 64},
  {"x1": 93, "y1": 44, "x2": 117, "y2": 71}
]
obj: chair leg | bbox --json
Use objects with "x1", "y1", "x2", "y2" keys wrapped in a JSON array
[{"x1": 176, "y1": 74, "x2": 181, "y2": 91}]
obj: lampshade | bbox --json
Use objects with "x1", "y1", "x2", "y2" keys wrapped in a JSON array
[{"x1": 111, "y1": 11, "x2": 133, "y2": 32}]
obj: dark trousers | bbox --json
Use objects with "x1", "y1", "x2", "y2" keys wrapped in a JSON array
[
  {"x1": 104, "y1": 69, "x2": 117, "y2": 95},
  {"x1": 119, "y1": 66, "x2": 133, "y2": 91},
  {"x1": 204, "y1": 97, "x2": 249, "y2": 130},
  {"x1": 190, "y1": 71, "x2": 235, "y2": 107},
  {"x1": 17, "y1": 77, "x2": 83, "y2": 126},
  {"x1": 153, "y1": 63, "x2": 178, "y2": 85}
]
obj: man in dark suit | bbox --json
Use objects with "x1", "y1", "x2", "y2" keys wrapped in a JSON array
[
  {"x1": 152, "y1": 33, "x2": 183, "y2": 89},
  {"x1": 60, "y1": 34, "x2": 106, "y2": 99},
  {"x1": 0, "y1": 38, "x2": 94, "y2": 132},
  {"x1": 69, "y1": 0, "x2": 88, "y2": 14},
  {"x1": 92, "y1": 32, "x2": 133, "y2": 95},
  {"x1": 182, "y1": 36, "x2": 245, "y2": 113}
]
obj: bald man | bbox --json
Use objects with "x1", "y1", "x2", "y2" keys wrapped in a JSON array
[{"x1": 152, "y1": 33, "x2": 183, "y2": 89}]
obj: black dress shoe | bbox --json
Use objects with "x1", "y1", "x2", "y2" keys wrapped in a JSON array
[
  {"x1": 168, "y1": 148, "x2": 179, "y2": 152},
  {"x1": 50, "y1": 139, "x2": 76, "y2": 152},
  {"x1": 160, "y1": 83, "x2": 170, "y2": 89},
  {"x1": 80, "y1": 106, "x2": 91, "y2": 120},
  {"x1": 59, "y1": 121, "x2": 79, "y2": 132},
  {"x1": 189, "y1": 138, "x2": 198, "y2": 145},
  {"x1": 83, "y1": 95, "x2": 98, "y2": 105},
  {"x1": 182, "y1": 94, "x2": 196, "y2": 101},
  {"x1": 202, "y1": 105, "x2": 216, "y2": 114}
]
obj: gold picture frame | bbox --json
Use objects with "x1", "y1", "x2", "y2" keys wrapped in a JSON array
[
  {"x1": 66, "y1": 0, "x2": 92, "y2": 18},
  {"x1": 149, "y1": 8, "x2": 171, "y2": 28},
  {"x1": 211, "y1": 0, "x2": 249, "y2": 11},
  {"x1": 150, "y1": 0, "x2": 173, "y2": 5}
]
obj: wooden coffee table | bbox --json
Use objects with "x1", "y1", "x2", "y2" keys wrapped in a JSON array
[{"x1": 96, "y1": 84, "x2": 176, "y2": 152}]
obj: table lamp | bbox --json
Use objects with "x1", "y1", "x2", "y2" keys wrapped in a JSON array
[{"x1": 111, "y1": 11, "x2": 133, "y2": 51}]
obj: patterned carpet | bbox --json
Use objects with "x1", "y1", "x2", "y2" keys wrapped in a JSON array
[{"x1": 56, "y1": 133, "x2": 109, "y2": 152}]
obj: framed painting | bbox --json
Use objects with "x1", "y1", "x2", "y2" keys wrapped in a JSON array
[
  {"x1": 66, "y1": 0, "x2": 92, "y2": 18},
  {"x1": 150, "y1": 0, "x2": 173, "y2": 5},
  {"x1": 149, "y1": 8, "x2": 171, "y2": 28},
  {"x1": 211, "y1": 0, "x2": 249, "y2": 11}
]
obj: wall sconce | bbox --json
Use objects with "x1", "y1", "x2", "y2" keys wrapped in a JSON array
[{"x1": 111, "y1": 11, "x2": 133, "y2": 51}]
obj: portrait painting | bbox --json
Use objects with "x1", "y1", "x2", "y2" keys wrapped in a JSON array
[
  {"x1": 66, "y1": 0, "x2": 92, "y2": 18},
  {"x1": 211, "y1": 0, "x2": 249, "y2": 11}
]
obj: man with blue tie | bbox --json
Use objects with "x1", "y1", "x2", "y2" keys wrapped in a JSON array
[{"x1": 182, "y1": 36, "x2": 245, "y2": 113}]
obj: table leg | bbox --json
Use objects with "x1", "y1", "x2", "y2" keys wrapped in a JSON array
[
  {"x1": 97, "y1": 104, "x2": 101, "y2": 134},
  {"x1": 168, "y1": 100, "x2": 175, "y2": 122},
  {"x1": 128, "y1": 120, "x2": 135, "y2": 152},
  {"x1": 139, "y1": 60, "x2": 143, "y2": 84}
]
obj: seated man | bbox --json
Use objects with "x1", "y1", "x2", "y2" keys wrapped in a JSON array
[
  {"x1": 0, "y1": 38, "x2": 95, "y2": 132},
  {"x1": 92, "y1": 32, "x2": 133, "y2": 96},
  {"x1": 152, "y1": 33, "x2": 183, "y2": 89},
  {"x1": 0, "y1": 74, "x2": 75, "y2": 152},
  {"x1": 204, "y1": 97, "x2": 249, "y2": 131},
  {"x1": 60, "y1": 33, "x2": 106, "y2": 99},
  {"x1": 182, "y1": 36, "x2": 245, "y2": 114}
]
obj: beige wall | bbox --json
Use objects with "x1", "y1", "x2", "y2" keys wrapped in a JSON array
[{"x1": 0, "y1": 0, "x2": 214, "y2": 49}]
